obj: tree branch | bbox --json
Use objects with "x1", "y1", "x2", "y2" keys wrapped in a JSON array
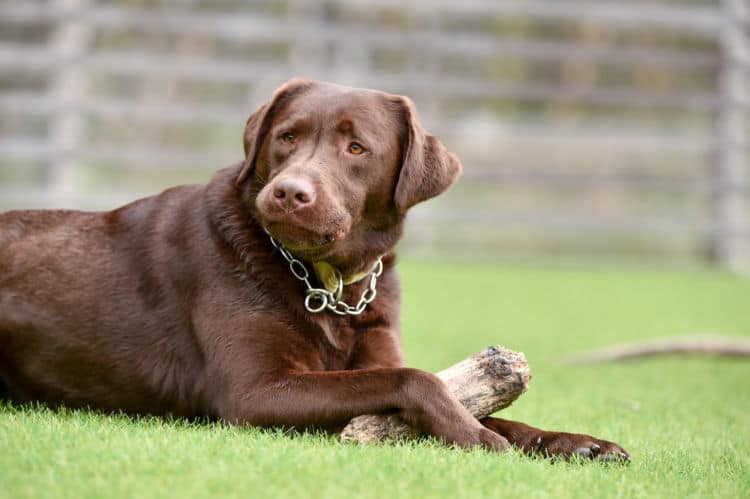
[{"x1": 340, "y1": 345, "x2": 531, "y2": 444}]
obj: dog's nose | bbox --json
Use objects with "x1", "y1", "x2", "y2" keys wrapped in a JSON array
[{"x1": 273, "y1": 177, "x2": 315, "y2": 211}]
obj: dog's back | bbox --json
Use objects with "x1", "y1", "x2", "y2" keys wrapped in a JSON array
[
  {"x1": 0, "y1": 209, "x2": 95, "y2": 404},
  {"x1": 0, "y1": 188, "x2": 211, "y2": 414},
  {"x1": 0, "y1": 209, "x2": 94, "y2": 325},
  {"x1": 0, "y1": 209, "x2": 66, "y2": 251}
]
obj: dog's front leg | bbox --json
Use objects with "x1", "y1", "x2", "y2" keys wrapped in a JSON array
[{"x1": 219, "y1": 368, "x2": 508, "y2": 451}]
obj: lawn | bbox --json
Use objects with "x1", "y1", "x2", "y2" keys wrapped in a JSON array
[{"x1": 1, "y1": 261, "x2": 749, "y2": 498}]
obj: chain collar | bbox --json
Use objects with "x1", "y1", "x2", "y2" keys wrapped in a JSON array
[{"x1": 264, "y1": 229, "x2": 384, "y2": 316}]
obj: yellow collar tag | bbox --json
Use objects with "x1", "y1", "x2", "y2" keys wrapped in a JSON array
[
  {"x1": 312, "y1": 261, "x2": 340, "y2": 294},
  {"x1": 312, "y1": 261, "x2": 370, "y2": 293}
]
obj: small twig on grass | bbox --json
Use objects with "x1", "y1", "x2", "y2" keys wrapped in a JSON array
[{"x1": 569, "y1": 336, "x2": 750, "y2": 365}]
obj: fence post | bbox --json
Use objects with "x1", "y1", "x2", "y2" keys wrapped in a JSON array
[
  {"x1": 714, "y1": 0, "x2": 749, "y2": 271},
  {"x1": 47, "y1": 0, "x2": 92, "y2": 204},
  {"x1": 287, "y1": 0, "x2": 327, "y2": 80}
]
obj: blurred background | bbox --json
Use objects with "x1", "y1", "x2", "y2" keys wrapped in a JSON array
[{"x1": 0, "y1": 0, "x2": 748, "y2": 271}]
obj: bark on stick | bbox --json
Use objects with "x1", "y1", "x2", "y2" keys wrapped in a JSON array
[{"x1": 340, "y1": 345, "x2": 531, "y2": 444}]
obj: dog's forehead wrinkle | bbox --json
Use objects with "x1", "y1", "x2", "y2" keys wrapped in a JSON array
[
  {"x1": 277, "y1": 91, "x2": 391, "y2": 146},
  {"x1": 333, "y1": 117, "x2": 380, "y2": 140},
  {"x1": 273, "y1": 114, "x2": 312, "y2": 133},
  {"x1": 336, "y1": 119, "x2": 354, "y2": 134}
]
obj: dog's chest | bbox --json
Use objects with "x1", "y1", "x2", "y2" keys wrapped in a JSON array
[
  {"x1": 312, "y1": 308, "x2": 396, "y2": 371},
  {"x1": 316, "y1": 321, "x2": 360, "y2": 370}
]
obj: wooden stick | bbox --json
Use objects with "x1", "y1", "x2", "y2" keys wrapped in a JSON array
[
  {"x1": 569, "y1": 336, "x2": 750, "y2": 364},
  {"x1": 340, "y1": 345, "x2": 531, "y2": 444}
]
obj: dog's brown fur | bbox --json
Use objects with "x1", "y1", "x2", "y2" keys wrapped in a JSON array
[{"x1": 0, "y1": 79, "x2": 628, "y2": 461}]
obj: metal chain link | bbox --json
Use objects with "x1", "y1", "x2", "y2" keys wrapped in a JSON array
[{"x1": 265, "y1": 229, "x2": 383, "y2": 316}]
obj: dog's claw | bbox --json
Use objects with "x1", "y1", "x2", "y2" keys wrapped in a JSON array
[
  {"x1": 572, "y1": 442, "x2": 631, "y2": 463},
  {"x1": 528, "y1": 431, "x2": 630, "y2": 464},
  {"x1": 534, "y1": 436, "x2": 544, "y2": 454},
  {"x1": 596, "y1": 448, "x2": 631, "y2": 464}
]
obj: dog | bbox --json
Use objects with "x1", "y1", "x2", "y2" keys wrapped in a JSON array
[{"x1": 0, "y1": 78, "x2": 629, "y2": 461}]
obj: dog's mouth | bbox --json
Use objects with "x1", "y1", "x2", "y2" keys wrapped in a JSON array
[
  {"x1": 261, "y1": 220, "x2": 344, "y2": 257},
  {"x1": 254, "y1": 188, "x2": 352, "y2": 259}
]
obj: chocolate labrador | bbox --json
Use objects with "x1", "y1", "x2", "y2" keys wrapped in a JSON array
[{"x1": 0, "y1": 79, "x2": 628, "y2": 461}]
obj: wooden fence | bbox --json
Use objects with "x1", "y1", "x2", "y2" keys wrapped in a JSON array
[{"x1": 0, "y1": 0, "x2": 748, "y2": 269}]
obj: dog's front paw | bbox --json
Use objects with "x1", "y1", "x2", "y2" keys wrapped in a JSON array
[{"x1": 533, "y1": 432, "x2": 630, "y2": 463}]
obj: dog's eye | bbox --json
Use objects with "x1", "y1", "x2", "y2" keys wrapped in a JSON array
[
  {"x1": 348, "y1": 142, "x2": 365, "y2": 155},
  {"x1": 282, "y1": 132, "x2": 295, "y2": 144}
]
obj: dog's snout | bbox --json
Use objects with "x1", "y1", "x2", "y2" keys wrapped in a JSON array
[{"x1": 272, "y1": 177, "x2": 315, "y2": 211}]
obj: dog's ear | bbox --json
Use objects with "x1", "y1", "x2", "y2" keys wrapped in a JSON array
[
  {"x1": 393, "y1": 96, "x2": 462, "y2": 212},
  {"x1": 236, "y1": 78, "x2": 313, "y2": 185}
]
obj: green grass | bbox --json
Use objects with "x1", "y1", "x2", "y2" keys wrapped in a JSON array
[{"x1": 2, "y1": 261, "x2": 749, "y2": 498}]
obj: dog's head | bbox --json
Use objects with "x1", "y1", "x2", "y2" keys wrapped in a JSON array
[{"x1": 237, "y1": 78, "x2": 461, "y2": 273}]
